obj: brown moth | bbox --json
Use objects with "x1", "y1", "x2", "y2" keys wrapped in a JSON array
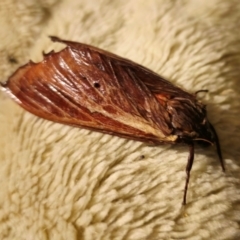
[{"x1": 0, "y1": 36, "x2": 225, "y2": 205}]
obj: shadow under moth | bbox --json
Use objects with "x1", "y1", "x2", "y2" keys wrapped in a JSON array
[{"x1": 0, "y1": 36, "x2": 225, "y2": 205}]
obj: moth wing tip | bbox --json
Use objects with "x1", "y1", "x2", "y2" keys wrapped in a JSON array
[
  {"x1": 0, "y1": 81, "x2": 5, "y2": 87},
  {"x1": 48, "y1": 36, "x2": 78, "y2": 48},
  {"x1": 28, "y1": 60, "x2": 36, "y2": 65},
  {"x1": 42, "y1": 50, "x2": 55, "y2": 58},
  {"x1": 49, "y1": 36, "x2": 62, "y2": 43},
  {"x1": 0, "y1": 81, "x2": 8, "y2": 90}
]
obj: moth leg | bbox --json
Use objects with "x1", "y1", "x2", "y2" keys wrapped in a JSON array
[
  {"x1": 195, "y1": 89, "x2": 208, "y2": 96},
  {"x1": 183, "y1": 143, "x2": 195, "y2": 205},
  {"x1": 208, "y1": 122, "x2": 225, "y2": 172}
]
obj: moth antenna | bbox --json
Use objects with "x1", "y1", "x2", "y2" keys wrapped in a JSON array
[{"x1": 208, "y1": 122, "x2": 225, "y2": 172}]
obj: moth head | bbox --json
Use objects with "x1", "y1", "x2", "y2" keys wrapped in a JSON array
[
  {"x1": 168, "y1": 99, "x2": 215, "y2": 145},
  {"x1": 193, "y1": 118, "x2": 225, "y2": 172},
  {"x1": 174, "y1": 114, "x2": 224, "y2": 172},
  {"x1": 194, "y1": 118, "x2": 216, "y2": 146}
]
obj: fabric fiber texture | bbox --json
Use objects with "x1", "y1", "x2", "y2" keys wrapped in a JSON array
[{"x1": 0, "y1": 0, "x2": 240, "y2": 239}]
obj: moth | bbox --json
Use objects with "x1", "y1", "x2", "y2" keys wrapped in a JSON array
[{"x1": 0, "y1": 36, "x2": 225, "y2": 205}]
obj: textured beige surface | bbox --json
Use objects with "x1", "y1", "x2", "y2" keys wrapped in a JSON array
[{"x1": 0, "y1": 0, "x2": 240, "y2": 239}]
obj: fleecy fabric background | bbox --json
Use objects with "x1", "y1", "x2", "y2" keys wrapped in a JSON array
[{"x1": 0, "y1": 0, "x2": 240, "y2": 239}]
